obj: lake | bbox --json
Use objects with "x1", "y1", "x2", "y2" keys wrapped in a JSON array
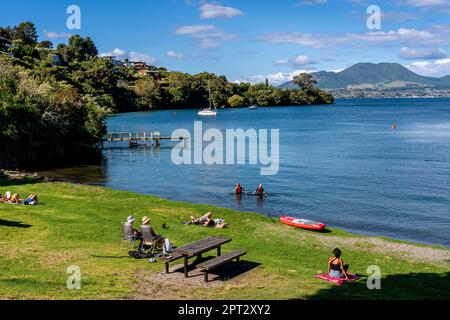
[{"x1": 40, "y1": 98, "x2": 450, "y2": 248}]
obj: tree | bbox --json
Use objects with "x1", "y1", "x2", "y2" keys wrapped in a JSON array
[
  {"x1": 209, "y1": 75, "x2": 234, "y2": 108},
  {"x1": 8, "y1": 39, "x2": 38, "y2": 60},
  {"x1": 166, "y1": 72, "x2": 193, "y2": 107},
  {"x1": 36, "y1": 40, "x2": 53, "y2": 49},
  {"x1": 67, "y1": 35, "x2": 98, "y2": 61},
  {"x1": 12, "y1": 22, "x2": 38, "y2": 45},
  {"x1": 228, "y1": 94, "x2": 246, "y2": 107},
  {"x1": 134, "y1": 77, "x2": 162, "y2": 109},
  {"x1": 76, "y1": 58, "x2": 116, "y2": 91},
  {"x1": 0, "y1": 27, "x2": 12, "y2": 51},
  {"x1": 293, "y1": 73, "x2": 317, "y2": 90}
]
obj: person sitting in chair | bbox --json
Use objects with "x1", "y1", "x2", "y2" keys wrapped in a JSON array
[
  {"x1": 124, "y1": 215, "x2": 140, "y2": 240},
  {"x1": 328, "y1": 248, "x2": 349, "y2": 280},
  {"x1": 139, "y1": 216, "x2": 164, "y2": 253}
]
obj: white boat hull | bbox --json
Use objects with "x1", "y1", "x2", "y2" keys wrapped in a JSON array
[{"x1": 198, "y1": 109, "x2": 217, "y2": 116}]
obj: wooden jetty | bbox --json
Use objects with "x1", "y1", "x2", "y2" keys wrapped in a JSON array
[{"x1": 100, "y1": 131, "x2": 186, "y2": 148}]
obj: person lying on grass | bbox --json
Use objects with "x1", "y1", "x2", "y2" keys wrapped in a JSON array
[
  {"x1": 10, "y1": 193, "x2": 38, "y2": 205},
  {"x1": 10, "y1": 193, "x2": 22, "y2": 204},
  {"x1": 189, "y1": 212, "x2": 228, "y2": 229},
  {"x1": 0, "y1": 193, "x2": 38, "y2": 205},
  {"x1": 328, "y1": 248, "x2": 350, "y2": 280},
  {"x1": 22, "y1": 193, "x2": 38, "y2": 205},
  {"x1": 0, "y1": 191, "x2": 11, "y2": 203}
]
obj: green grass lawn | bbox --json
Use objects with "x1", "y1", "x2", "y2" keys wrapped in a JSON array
[{"x1": 0, "y1": 179, "x2": 449, "y2": 300}]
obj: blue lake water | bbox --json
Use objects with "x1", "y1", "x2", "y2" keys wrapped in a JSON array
[{"x1": 43, "y1": 99, "x2": 450, "y2": 248}]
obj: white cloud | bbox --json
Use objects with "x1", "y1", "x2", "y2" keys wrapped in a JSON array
[
  {"x1": 399, "y1": 47, "x2": 447, "y2": 60},
  {"x1": 274, "y1": 54, "x2": 318, "y2": 68},
  {"x1": 405, "y1": 0, "x2": 450, "y2": 7},
  {"x1": 165, "y1": 50, "x2": 185, "y2": 60},
  {"x1": 100, "y1": 48, "x2": 157, "y2": 64},
  {"x1": 199, "y1": 3, "x2": 243, "y2": 19},
  {"x1": 406, "y1": 58, "x2": 450, "y2": 77},
  {"x1": 261, "y1": 26, "x2": 450, "y2": 48},
  {"x1": 44, "y1": 30, "x2": 71, "y2": 39},
  {"x1": 175, "y1": 24, "x2": 216, "y2": 34},
  {"x1": 175, "y1": 24, "x2": 235, "y2": 48},
  {"x1": 405, "y1": 0, "x2": 450, "y2": 12},
  {"x1": 295, "y1": 0, "x2": 328, "y2": 5},
  {"x1": 234, "y1": 69, "x2": 316, "y2": 85}
]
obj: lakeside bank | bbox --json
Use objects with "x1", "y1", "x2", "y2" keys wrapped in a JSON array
[{"x1": 0, "y1": 179, "x2": 449, "y2": 300}]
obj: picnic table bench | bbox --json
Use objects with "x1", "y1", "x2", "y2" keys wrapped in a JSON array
[
  {"x1": 197, "y1": 250, "x2": 247, "y2": 282},
  {"x1": 163, "y1": 236, "x2": 232, "y2": 277}
]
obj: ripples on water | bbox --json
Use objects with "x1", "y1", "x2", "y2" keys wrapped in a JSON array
[{"x1": 40, "y1": 99, "x2": 450, "y2": 248}]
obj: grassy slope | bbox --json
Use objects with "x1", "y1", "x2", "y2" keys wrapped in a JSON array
[{"x1": 0, "y1": 180, "x2": 449, "y2": 300}]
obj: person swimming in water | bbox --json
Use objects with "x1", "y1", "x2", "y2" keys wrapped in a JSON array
[
  {"x1": 234, "y1": 183, "x2": 245, "y2": 196},
  {"x1": 255, "y1": 184, "x2": 265, "y2": 197}
]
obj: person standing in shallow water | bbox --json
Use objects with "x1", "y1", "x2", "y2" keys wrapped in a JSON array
[
  {"x1": 234, "y1": 183, "x2": 245, "y2": 196},
  {"x1": 328, "y1": 248, "x2": 349, "y2": 279},
  {"x1": 255, "y1": 184, "x2": 265, "y2": 197}
]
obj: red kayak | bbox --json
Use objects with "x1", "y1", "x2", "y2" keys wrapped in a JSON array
[{"x1": 280, "y1": 216, "x2": 326, "y2": 231}]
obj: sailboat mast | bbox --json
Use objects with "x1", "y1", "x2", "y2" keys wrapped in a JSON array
[{"x1": 208, "y1": 84, "x2": 213, "y2": 110}]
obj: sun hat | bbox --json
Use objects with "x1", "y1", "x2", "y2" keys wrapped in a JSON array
[
  {"x1": 127, "y1": 215, "x2": 135, "y2": 224},
  {"x1": 142, "y1": 216, "x2": 151, "y2": 225}
]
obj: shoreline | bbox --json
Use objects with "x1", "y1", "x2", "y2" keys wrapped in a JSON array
[
  {"x1": 2, "y1": 170, "x2": 449, "y2": 250},
  {"x1": 0, "y1": 179, "x2": 449, "y2": 299}
]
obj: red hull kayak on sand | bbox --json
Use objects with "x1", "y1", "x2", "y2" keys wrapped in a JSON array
[{"x1": 280, "y1": 216, "x2": 326, "y2": 231}]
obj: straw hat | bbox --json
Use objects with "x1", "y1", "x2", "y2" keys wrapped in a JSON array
[{"x1": 142, "y1": 216, "x2": 151, "y2": 225}]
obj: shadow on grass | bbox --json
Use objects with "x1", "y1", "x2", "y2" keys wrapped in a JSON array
[
  {"x1": 314, "y1": 228, "x2": 332, "y2": 234},
  {"x1": 307, "y1": 271, "x2": 450, "y2": 300},
  {"x1": 206, "y1": 260, "x2": 261, "y2": 282},
  {"x1": 288, "y1": 227, "x2": 332, "y2": 234},
  {"x1": 172, "y1": 258, "x2": 261, "y2": 282},
  {"x1": 0, "y1": 219, "x2": 32, "y2": 228},
  {"x1": 0, "y1": 177, "x2": 43, "y2": 187},
  {"x1": 91, "y1": 255, "x2": 130, "y2": 259}
]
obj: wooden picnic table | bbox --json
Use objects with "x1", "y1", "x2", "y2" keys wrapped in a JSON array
[{"x1": 164, "y1": 236, "x2": 231, "y2": 277}]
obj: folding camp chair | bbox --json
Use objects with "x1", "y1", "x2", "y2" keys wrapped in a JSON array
[
  {"x1": 140, "y1": 225, "x2": 164, "y2": 255},
  {"x1": 121, "y1": 223, "x2": 137, "y2": 251}
]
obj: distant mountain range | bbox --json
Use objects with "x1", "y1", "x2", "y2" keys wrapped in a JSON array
[{"x1": 279, "y1": 63, "x2": 450, "y2": 90}]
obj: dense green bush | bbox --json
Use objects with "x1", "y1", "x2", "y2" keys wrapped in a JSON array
[{"x1": 0, "y1": 55, "x2": 106, "y2": 169}]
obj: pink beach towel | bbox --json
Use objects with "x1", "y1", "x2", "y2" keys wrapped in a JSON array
[{"x1": 315, "y1": 273, "x2": 360, "y2": 286}]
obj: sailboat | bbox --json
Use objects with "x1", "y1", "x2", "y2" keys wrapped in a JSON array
[{"x1": 198, "y1": 84, "x2": 217, "y2": 116}]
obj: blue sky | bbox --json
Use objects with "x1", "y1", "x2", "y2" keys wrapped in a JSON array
[{"x1": 2, "y1": 0, "x2": 450, "y2": 84}]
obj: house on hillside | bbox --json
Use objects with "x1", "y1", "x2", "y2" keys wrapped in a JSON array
[
  {"x1": 132, "y1": 61, "x2": 163, "y2": 80},
  {"x1": 51, "y1": 54, "x2": 62, "y2": 66},
  {"x1": 0, "y1": 35, "x2": 12, "y2": 50},
  {"x1": 122, "y1": 59, "x2": 133, "y2": 68},
  {"x1": 102, "y1": 55, "x2": 124, "y2": 68},
  {"x1": 132, "y1": 61, "x2": 148, "y2": 69}
]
